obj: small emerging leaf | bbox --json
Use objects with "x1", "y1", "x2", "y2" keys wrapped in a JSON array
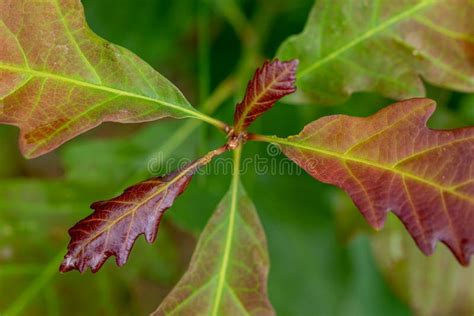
[
  {"x1": 0, "y1": 0, "x2": 198, "y2": 158},
  {"x1": 154, "y1": 182, "x2": 275, "y2": 316},
  {"x1": 60, "y1": 147, "x2": 227, "y2": 273},
  {"x1": 275, "y1": 99, "x2": 474, "y2": 265},
  {"x1": 233, "y1": 59, "x2": 298, "y2": 132}
]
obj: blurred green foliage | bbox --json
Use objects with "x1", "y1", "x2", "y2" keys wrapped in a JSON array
[{"x1": 1, "y1": 0, "x2": 473, "y2": 315}]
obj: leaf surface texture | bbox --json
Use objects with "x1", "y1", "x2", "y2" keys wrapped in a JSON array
[
  {"x1": 278, "y1": 0, "x2": 474, "y2": 104},
  {"x1": 154, "y1": 180, "x2": 274, "y2": 316},
  {"x1": 233, "y1": 59, "x2": 297, "y2": 132},
  {"x1": 275, "y1": 98, "x2": 474, "y2": 264},
  {"x1": 0, "y1": 0, "x2": 197, "y2": 157},
  {"x1": 60, "y1": 158, "x2": 211, "y2": 273}
]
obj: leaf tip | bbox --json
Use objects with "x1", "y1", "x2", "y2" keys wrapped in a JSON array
[
  {"x1": 58, "y1": 152, "x2": 223, "y2": 274},
  {"x1": 59, "y1": 254, "x2": 77, "y2": 273},
  {"x1": 19, "y1": 142, "x2": 39, "y2": 160},
  {"x1": 446, "y1": 238, "x2": 473, "y2": 267}
]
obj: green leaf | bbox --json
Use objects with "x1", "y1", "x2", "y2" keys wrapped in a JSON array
[
  {"x1": 154, "y1": 149, "x2": 275, "y2": 316},
  {"x1": 278, "y1": 0, "x2": 474, "y2": 104},
  {"x1": 0, "y1": 0, "x2": 220, "y2": 158}
]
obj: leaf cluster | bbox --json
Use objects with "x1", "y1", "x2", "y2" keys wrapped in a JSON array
[{"x1": 1, "y1": 0, "x2": 473, "y2": 315}]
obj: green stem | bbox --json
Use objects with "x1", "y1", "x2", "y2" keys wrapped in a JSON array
[{"x1": 247, "y1": 133, "x2": 283, "y2": 144}]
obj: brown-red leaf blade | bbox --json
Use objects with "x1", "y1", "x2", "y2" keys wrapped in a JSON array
[
  {"x1": 233, "y1": 59, "x2": 298, "y2": 132},
  {"x1": 60, "y1": 170, "x2": 192, "y2": 273},
  {"x1": 277, "y1": 99, "x2": 474, "y2": 265},
  {"x1": 60, "y1": 147, "x2": 227, "y2": 273}
]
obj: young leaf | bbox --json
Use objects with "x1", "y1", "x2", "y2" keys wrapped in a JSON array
[
  {"x1": 0, "y1": 0, "x2": 218, "y2": 158},
  {"x1": 154, "y1": 151, "x2": 275, "y2": 316},
  {"x1": 60, "y1": 147, "x2": 227, "y2": 273},
  {"x1": 278, "y1": 0, "x2": 474, "y2": 104},
  {"x1": 233, "y1": 59, "x2": 298, "y2": 133},
  {"x1": 255, "y1": 99, "x2": 474, "y2": 265}
]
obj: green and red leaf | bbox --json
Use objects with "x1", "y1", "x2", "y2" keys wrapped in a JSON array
[
  {"x1": 154, "y1": 181, "x2": 275, "y2": 316},
  {"x1": 278, "y1": 0, "x2": 474, "y2": 104},
  {"x1": 265, "y1": 99, "x2": 474, "y2": 265},
  {"x1": 0, "y1": 0, "x2": 201, "y2": 158},
  {"x1": 233, "y1": 59, "x2": 298, "y2": 133}
]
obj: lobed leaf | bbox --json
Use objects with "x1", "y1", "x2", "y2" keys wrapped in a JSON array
[
  {"x1": 278, "y1": 0, "x2": 474, "y2": 104},
  {"x1": 233, "y1": 59, "x2": 298, "y2": 133},
  {"x1": 154, "y1": 181, "x2": 274, "y2": 315},
  {"x1": 266, "y1": 99, "x2": 474, "y2": 265},
  {"x1": 60, "y1": 147, "x2": 227, "y2": 273},
  {"x1": 0, "y1": 0, "x2": 204, "y2": 158}
]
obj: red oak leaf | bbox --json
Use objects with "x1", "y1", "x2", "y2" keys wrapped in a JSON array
[
  {"x1": 233, "y1": 59, "x2": 298, "y2": 133},
  {"x1": 60, "y1": 147, "x2": 227, "y2": 273},
  {"x1": 268, "y1": 99, "x2": 474, "y2": 265}
]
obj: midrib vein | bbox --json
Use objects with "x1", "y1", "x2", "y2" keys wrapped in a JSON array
[
  {"x1": 299, "y1": 0, "x2": 436, "y2": 77},
  {"x1": 211, "y1": 147, "x2": 241, "y2": 316},
  {"x1": 236, "y1": 66, "x2": 292, "y2": 130},
  {"x1": 52, "y1": 0, "x2": 102, "y2": 83},
  {"x1": 271, "y1": 137, "x2": 474, "y2": 203},
  {"x1": 27, "y1": 95, "x2": 121, "y2": 156},
  {"x1": 0, "y1": 63, "x2": 199, "y2": 117},
  {"x1": 79, "y1": 161, "x2": 196, "y2": 251}
]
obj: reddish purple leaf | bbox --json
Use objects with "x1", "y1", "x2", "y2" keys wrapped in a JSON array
[
  {"x1": 60, "y1": 147, "x2": 227, "y2": 273},
  {"x1": 233, "y1": 59, "x2": 298, "y2": 132}
]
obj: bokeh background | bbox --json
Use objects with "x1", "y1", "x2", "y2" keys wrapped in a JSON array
[{"x1": 1, "y1": 0, "x2": 473, "y2": 315}]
